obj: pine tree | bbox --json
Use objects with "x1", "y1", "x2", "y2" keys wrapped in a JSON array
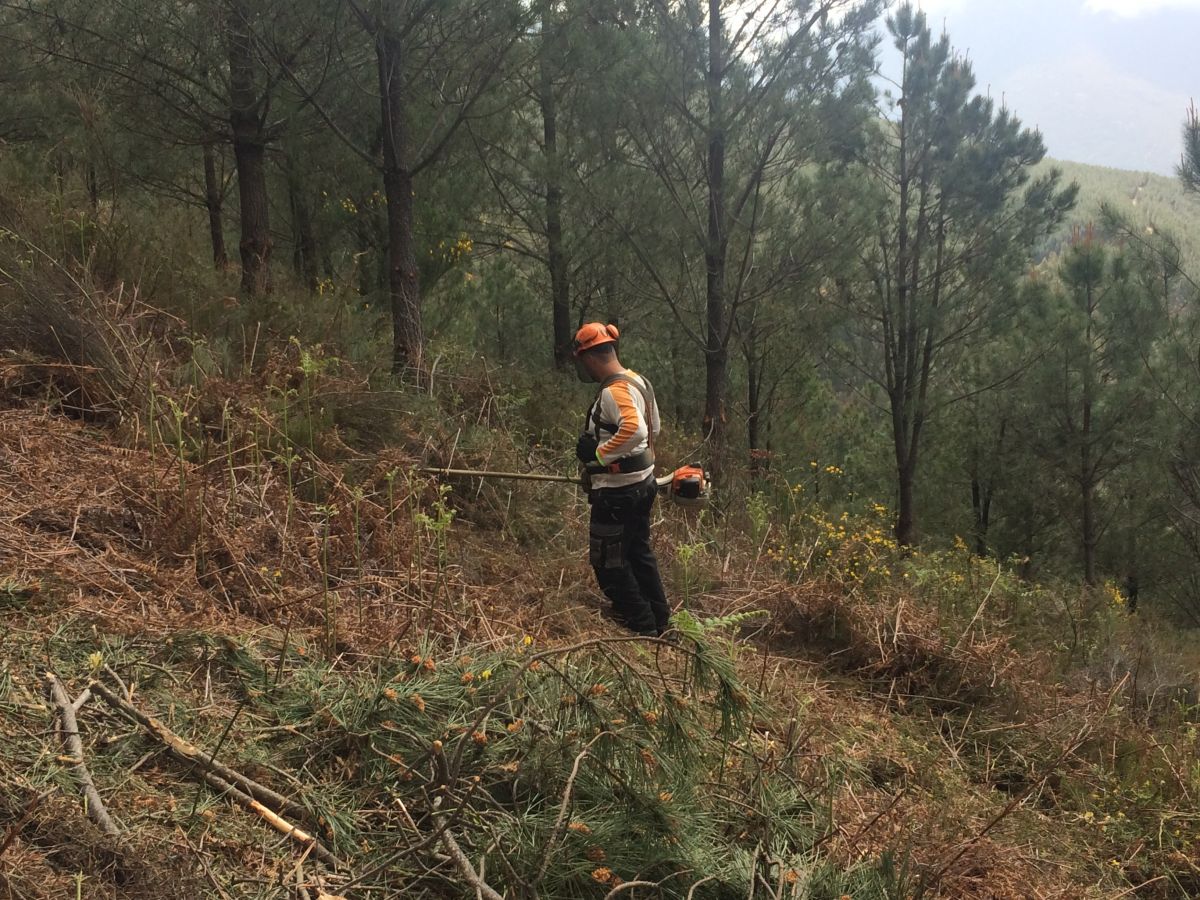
[
  {"x1": 1022, "y1": 229, "x2": 1167, "y2": 586},
  {"x1": 838, "y1": 2, "x2": 1075, "y2": 546},
  {"x1": 1180, "y1": 101, "x2": 1200, "y2": 194},
  {"x1": 622, "y1": 0, "x2": 880, "y2": 472}
]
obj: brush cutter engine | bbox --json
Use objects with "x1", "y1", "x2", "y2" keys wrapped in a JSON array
[{"x1": 656, "y1": 465, "x2": 709, "y2": 509}]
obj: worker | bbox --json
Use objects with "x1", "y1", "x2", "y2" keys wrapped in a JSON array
[{"x1": 573, "y1": 322, "x2": 670, "y2": 637}]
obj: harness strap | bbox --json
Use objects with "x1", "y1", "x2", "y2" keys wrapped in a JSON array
[{"x1": 588, "y1": 373, "x2": 658, "y2": 461}]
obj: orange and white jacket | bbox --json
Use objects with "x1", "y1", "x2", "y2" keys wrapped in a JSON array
[{"x1": 585, "y1": 370, "x2": 661, "y2": 490}]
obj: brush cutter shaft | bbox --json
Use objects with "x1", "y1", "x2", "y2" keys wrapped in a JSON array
[
  {"x1": 420, "y1": 467, "x2": 582, "y2": 484},
  {"x1": 421, "y1": 466, "x2": 675, "y2": 490}
]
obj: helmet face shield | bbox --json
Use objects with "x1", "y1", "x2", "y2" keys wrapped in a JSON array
[{"x1": 574, "y1": 354, "x2": 593, "y2": 383}]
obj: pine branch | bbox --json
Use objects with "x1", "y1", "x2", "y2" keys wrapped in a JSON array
[
  {"x1": 89, "y1": 681, "x2": 310, "y2": 825},
  {"x1": 44, "y1": 672, "x2": 121, "y2": 836},
  {"x1": 432, "y1": 795, "x2": 506, "y2": 900}
]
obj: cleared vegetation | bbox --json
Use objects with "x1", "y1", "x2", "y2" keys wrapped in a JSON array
[{"x1": 1, "y1": 195, "x2": 1199, "y2": 899}]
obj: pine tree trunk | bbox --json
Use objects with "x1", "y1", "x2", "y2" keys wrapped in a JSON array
[
  {"x1": 971, "y1": 477, "x2": 994, "y2": 556},
  {"x1": 747, "y1": 360, "x2": 766, "y2": 482},
  {"x1": 970, "y1": 418, "x2": 1004, "y2": 556},
  {"x1": 377, "y1": 25, "x2": 423, "y2": 374},
  {"x1": 86, "y1": 161, "x2": 99, "y2": 211},
  {"x1": 745, "y1": 320, "x2": 768, "y2": 481},
  {"x1": 1081, "y1": 473, "x2": 1097, "y2": 586},
  {"x1": 1081, "y1": 279, "x2": 1097, "y2": 586},
  {"x1": 202, "y1": 143, "x2": 228, "y2": 270},
  {"x1": 1081, "y1": 398, "x2": 1097, "y2": 585},
  {"x1": 703, "y1": 0, "x2": 728, "y2": 462},
  {"x1": 540, "y1": 5, "x2": 570, "y2": 369},
  {"x1": 888, "y1": 44, "x2": 913, "y2": 546},
  {"x1": 285, "y1": 157, "x2": 318, "y2": 291},
  {"x1": 896, "y1": 459, "x2": 917, "y2": 547},
  {"x1": 227, "y1": 1, "x2": 272, "y2": 297}
]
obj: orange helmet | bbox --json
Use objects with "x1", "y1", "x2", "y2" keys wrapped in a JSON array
[{"x1": 572, "y1": 322, "x2": 619, "y2": 356}]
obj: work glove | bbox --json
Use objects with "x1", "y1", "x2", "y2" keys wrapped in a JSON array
[{"x1": 575, "y1": 432, "x2": 600, "y2": 465}]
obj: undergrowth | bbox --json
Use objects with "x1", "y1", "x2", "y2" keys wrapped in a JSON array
[{"x1": 1, "y1": 224, "x2": 1199, "y2": 898}]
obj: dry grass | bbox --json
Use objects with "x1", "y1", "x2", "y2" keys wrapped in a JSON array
[{"x1": 0, "y1": 275, "x2": 1197, "y2": 897}]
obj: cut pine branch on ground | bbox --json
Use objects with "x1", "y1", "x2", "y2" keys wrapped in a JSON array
[
  {"x1": 86, "y1": 680, "x2": 343, "y2": 869},
  {"x1": 45, "y1": 672, "x2": 121, "y2": 837}
]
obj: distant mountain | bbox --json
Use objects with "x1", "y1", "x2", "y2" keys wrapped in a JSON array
[{"x1": 1039, "y1": 158, "x2": 1200, "y2": 273}]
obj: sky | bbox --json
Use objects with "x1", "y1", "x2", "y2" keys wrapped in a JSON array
[{"x1": 878, "y1": 0, "x2": 1200, "y2": 173}]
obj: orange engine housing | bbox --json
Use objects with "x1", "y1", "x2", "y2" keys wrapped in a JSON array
[{"x1": 670, "y1": 465, "x2": 707, "y2": 505}]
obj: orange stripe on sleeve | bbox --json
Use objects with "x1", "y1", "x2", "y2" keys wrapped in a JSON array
[{"x1": 597, "y1": 381, "x2": 642, "y2": 461}]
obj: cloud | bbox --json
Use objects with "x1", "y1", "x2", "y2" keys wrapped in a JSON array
[
  {"x1": 912, "y1": 0, "x2": 971, "y2": 16},
  {"x1": 1084, "y1": 0, "x2": 1200, "y2": 17},
  {"x1": 1003, "y1": 49, "x2": 1188, "y2": 173}
]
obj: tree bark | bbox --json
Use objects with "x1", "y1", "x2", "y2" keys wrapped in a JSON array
[
  {"x1": 540, "y1": 4, "x2": 571, "y2": 369},
  {"x1": 747, "y1": 363, "x2": 766, "y2": 481},
  {"x1": 703, "y1": 0, "x2": 728, "y2": 462},
  {"x1": 745, "y1": 323, "x2": 769, "y2": 482},
  {"x1": 1081, "y1": 472, "x2": 1097, "y2": 586},
  {"x1": 1081, "y1": 276, "x2": 1097, "y2": 586},
  {"x1": 377, "y1": 23, "x2": 423, "y2": 374},
  {"x1": 202, "y1": 143, "x2": 228, "y2": 270},
  {"x1": 285, "y1": 156, "x2": 318, "y2": 291},
  {"x1": 227, "y1": 0, "x2": 272, "y2": 296},
  {"x1": 86, "y1": 161, "x2": 100, "y2": 211},
  {"x1": 896, "y1": 458, "x2": 917, "y2": 547}
]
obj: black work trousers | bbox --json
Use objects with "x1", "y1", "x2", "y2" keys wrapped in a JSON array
[{"x1": 588, "y1": 475, "x2": 670, "y2": 636}]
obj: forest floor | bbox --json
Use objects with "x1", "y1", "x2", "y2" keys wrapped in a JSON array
[{"x1": 0, "y1": 340, "x2": 1197, "y2": 899}]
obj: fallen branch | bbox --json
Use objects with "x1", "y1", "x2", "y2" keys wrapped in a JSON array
[
  {"x1": 88, "y1": 681, "x2": 313, "y2": 828},
  {"x1": 603, "y1": 880, "x2": 659, "y2": 899},
  {"x1": 44, "y1": 672, "x2": 121, "y2": 836},
  {"x1": 432, "y1": 796, "x2": 504, "y2": 900},
  {"x1": 534, "y1": 733, "x2": 607, "y2": 888},
  {"x1": 187, "y1": 754, "x2": 342, "y2": 868},
  {"x1": 70, "y1": 687, "x2": 92, "y2": 713},
  {"x1": 87, "y1": 680, "x2": 341, "y2": 868}
]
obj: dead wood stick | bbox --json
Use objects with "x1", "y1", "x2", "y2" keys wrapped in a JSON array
[
  {"x1": 102, "y1": 664, "x2": 131, "y2": 701},
  {"x1": 87, "y1": 681, "x2": 341, "y2": 868},
  {"x1": 432, "y1": 798, "x2": 504, "y2": 900},
  {"x1": 534, "y1": 733, "x2": 606, "y2": 888},
  {"x1": 88, "y1": 681, "x2": 312, "y2": 827},
  {"x1": 603, "y1": 881, "x2": 659, "y2": 899},
  {"x1": 192, "y1": 763, "x2": 343, "y2": 869},
  {"x1": 45, "y1": 673, "x2": 121, "y2": 836}
]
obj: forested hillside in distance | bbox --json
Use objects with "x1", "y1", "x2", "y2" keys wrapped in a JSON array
[
  {"x1": 4, "y1": 1, "x2": 1200, "y2": 898},
  {"x1": 1040, "y1": 159, "x2": 1200, "y2": 270}
]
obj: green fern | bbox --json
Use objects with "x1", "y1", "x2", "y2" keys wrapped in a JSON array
[{"x1": 699, "y1": 609, "x2": 768, "y2": 632}]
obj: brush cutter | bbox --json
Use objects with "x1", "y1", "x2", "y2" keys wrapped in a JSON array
[{"x1": 420, "y1": 465, "x2": 709, "y2": 509}]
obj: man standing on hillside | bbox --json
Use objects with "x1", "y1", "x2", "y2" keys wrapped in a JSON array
[{"x1": 573, "y1": 322, "x2": 671, "y2": 637}]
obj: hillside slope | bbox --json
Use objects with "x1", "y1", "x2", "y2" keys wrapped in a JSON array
[
  {"x1": 1042, "y1": 158, "x2": 1200, "y2": 267},
  {"x1": 1, "y1": 278, "x2": 1199, "y2": 899}
]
